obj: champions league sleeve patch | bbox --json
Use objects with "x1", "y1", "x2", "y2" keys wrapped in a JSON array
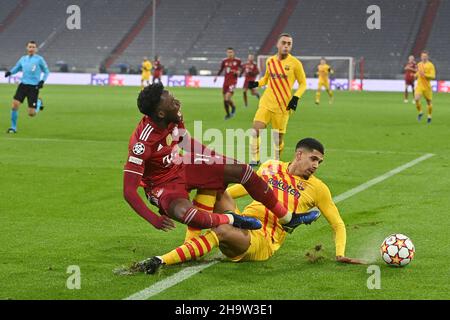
[{"x1": 132, "y1": 142, "x2": 145, "y2": 155}]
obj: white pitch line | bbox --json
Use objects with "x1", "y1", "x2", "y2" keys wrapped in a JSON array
[
  {"x1": 333, "y1": 153, "x2": 434, "y2": 203},
  {"x1": 124, "y1": 257, "x2": 220, "y2": 301},
  {"x1": 123, "y1": 152, "x2": 434, "y2": 300}
]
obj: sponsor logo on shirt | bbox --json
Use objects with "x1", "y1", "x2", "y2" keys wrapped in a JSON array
[{"x1": 267, "y1": 177, "x2": 301, "y2": 199}]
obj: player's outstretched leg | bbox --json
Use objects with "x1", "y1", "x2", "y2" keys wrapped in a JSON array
[
  {"x1": 136, "y1": 224, "x2": 252, "y2": 274},
  {"x1": 169, "y1": 198, "x2": 261, "y2": 231},
  {"x1": 224, "y1": 164, "x2": 293, "y2": 224},
  {"x1": 135, "y1": 230, "x2": 221, "y2": 274}
]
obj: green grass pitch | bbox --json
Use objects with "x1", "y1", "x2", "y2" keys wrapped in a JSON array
[{"x1": 0, "y1": 84, "x2": 449, "y2": 299}]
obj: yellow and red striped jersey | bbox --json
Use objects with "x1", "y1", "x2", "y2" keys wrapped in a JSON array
[
  {"x1": 416, "y1": 61, "x2": 435, "y2": 90},
  {"x1": 227, "y1": 160, "x2": 346, "y2": 257},
  {"x1": 317, "y1": 63, "x2": 332, "y2": 81},
  {"x1": 141, "y1": 60, "x2": 152, "y2": 77},
  {"x1": 258, "y1": 54, "x2": 307, "y2": 114}
]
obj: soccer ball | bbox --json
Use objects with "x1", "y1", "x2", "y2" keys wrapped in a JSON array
[{"x1": 380, "y1": 234, "x2": 415, "y2": 267}]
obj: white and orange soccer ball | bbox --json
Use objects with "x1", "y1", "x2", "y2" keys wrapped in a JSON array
[{"x1": 380, "y1": 234, "x2": 415, "y2": 267}]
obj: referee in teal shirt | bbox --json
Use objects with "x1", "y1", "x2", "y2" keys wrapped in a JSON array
[{"x1": 4, "y1": 41, "x2": 50, "y2": 133}]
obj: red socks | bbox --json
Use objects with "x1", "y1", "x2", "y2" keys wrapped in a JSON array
[{"x1": 182, "y1": 207, "x2": 230, "y2": 229}]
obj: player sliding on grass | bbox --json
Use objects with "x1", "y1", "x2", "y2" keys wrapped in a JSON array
[
  {"x1": 136, "y1": 138, "x2": 366, "y2": 274},
  {"x1": 123, "y1": 83, "x2": 318, "y2": 233}
]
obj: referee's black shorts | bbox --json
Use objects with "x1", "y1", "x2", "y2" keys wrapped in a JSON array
[{"x1": 13, "y1": 83, "x2": 40, "y2": 108}]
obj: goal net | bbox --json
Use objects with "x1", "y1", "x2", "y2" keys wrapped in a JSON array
[{"x1": 257, "y1": 55, "x2": 355, "y2": 90}]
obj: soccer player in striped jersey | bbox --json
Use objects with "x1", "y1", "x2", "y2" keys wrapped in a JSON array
[
  {"x1": 123, "y1": 83, "x2": 313, "y2": 237},
  {"x1": 247, "y1": 33, "x2": 307, "y2": 165},
  {"x1": 137, "y1": 138, "x2": 364, "y2": 274}
]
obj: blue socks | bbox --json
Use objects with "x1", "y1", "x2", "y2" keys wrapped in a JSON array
[
  {"x1": 11, "y1": 109, "x2": 18, "y2": 131},
  {"x1": 36, "y1": 99, "x2": 42, "y2": 113}
]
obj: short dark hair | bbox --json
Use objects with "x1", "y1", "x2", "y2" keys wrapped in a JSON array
[
  {"x1": 27, "y1": 41, "x2": 37, "y2": 46},
  {"x1": 137, "y1": 83, "x2": 164, "y2": 116},
  {"x1": 295, "y1": 138, "x2": 325, "y2": 154},
  {"x1": 278, "y1": 33, "x2": 293, "y2": 40},
  {"x1": 227, "y1": 47, "x2": 234, "y2": 51},
  {"x1": 421, "y1": 50, "x2": 429, "y2": 55}
]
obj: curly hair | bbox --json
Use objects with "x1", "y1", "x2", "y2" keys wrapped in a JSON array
[{"x1": 137, "y1": 82, "x2": 164, "y2": 116}]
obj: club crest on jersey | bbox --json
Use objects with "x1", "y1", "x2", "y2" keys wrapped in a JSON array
[
  {"x1": 132, "y1": 142, "x2": 145, "y2": 155},
  {"x1": 285, "y1": 65, "x2": 290, "y2": 71},
  {"x1": 166, "y1": 134, "x2": 173, "y2": 146},
  {"x1": 297, "y1": 182, "x2": 306, "y2": 191}
]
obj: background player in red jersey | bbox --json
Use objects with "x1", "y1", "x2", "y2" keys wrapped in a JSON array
[
  {"x1": 240, "y1": 54, "x2": 260, "y2": 107},
  {"x1": 152, "y1": 55, "x2": 164, "y2": 84},
  {"x1": 214, "y1": 48, "x2": 241, "y2": 120},
  {"x1": 123, "y1": 83, "x2": 312, "y2": 233},
  {"x1": 404, "y1": 55, "x2": 417, "y2": 103}
]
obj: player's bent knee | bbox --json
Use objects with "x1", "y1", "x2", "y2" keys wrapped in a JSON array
[
  {"x1": 212, "y1": 224, "x2": 234, "y2": 242},
  {"x1": 168, "y1": 198, "x2": 192, "y2": 221}
]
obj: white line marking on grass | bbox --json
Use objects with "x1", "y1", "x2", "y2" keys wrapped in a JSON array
[
  {"x1": 123, "y1": 153, "x2": 434, "y2": 300},
  {"x1": 333, "y1": 153, "x2": 434, "y2": 203},
  {"x1": 124, "y1": 259, "x2": 220, "y2": 301}
]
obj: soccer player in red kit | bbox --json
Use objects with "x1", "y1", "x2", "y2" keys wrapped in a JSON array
[
  {"x1": 241, "y1": 54, "x2": 260, "y2": 107},
  {"x1": 152, "y1": 56, "x2": 163, "y2": 84},
  {"x1": 404, "y1": 55, "x2": 417, "y2": 103},
  {"x1": 123, "y1": 83, "x2": 315, "y2": 236},
  {"x1": 214, "y1": 48, "x2": 241, "y2": 120}
]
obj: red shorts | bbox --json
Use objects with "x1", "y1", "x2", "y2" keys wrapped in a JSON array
[
  {"x1": 243, "y1": 78, "x2": 256, "y2": 89},
  {"x1": 222, "y1": 83, "x2": 236, "y2": 94},
  {"x1": 405, "y1": 77, "x2": 415, "y2": 86},
  {"x1": 146, "y1": 154, "x2": 238, "y2": 215}
]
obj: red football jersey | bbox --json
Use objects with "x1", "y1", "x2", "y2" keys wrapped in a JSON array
[
  {"x1": 153, "y1": 60, "x2": 163, "y2": 77},
  {"x1": 124, "y1": 116, "x2": 186, "y2": 187},
  {"x1": 218, "y1": 58, "x2": 241, "y2": 85},
  {"x1": 242, "y1": 61, "x2": 259, "y2": 80},
  {"x1": 404, "y1": 61, "x2": 417, "y2": 80}
]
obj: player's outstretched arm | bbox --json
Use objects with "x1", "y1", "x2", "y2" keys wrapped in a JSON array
[
  {"x1": 123, "y1": 171, "x2": 175, "y2": 231},
  {"x1": 9, "y1": 58, "x2": 23, "y2": 76}
]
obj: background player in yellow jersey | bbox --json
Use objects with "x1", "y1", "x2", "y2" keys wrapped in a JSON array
[
  {"x1": 315, "y1": 58, "x2": 334, "y2": 105},
  {"x1": 141, "y1": 57, "x2": 152, "y2": 90},
  {"x1": 136, "y1": 138, "x2": 365, "y2": 274},
  {"x1": 414, "y1": 51, "x2": 436, "y2": 124},
  {"x1": 247, "y1": 33, "x2": 307, "y2": 165}
]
